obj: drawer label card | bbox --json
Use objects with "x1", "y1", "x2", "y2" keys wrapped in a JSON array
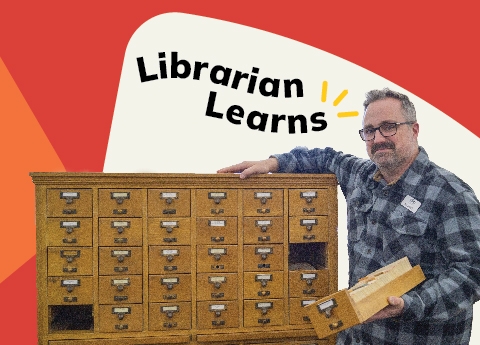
[
  {"x1": 112, "y1": 221, "x2": 130, "y2": 228},
  {"x1": 208, "y1": 220, "x2": 226, "y2": 227},
  {"x1": 112, "y1": 250, "x2": 131, "y2": 257},
  {"x1": 208, "y1": 192, "x2": 227, "y2": 199},
  {"x1": 255, "y1": 274, "x2": 272, "y2": 281},
  {"x1": 111, "y1": 192, "x2": 130, "y2": 199},
  {"x1": 112, "y1": 279, "x2": 130, "y2": 286},
  {"x1": 301, "y1": 273, "x2": 317, "y2": 280},
  {"x1": 209, "y1": 276, "x2": 226, "y2": 283},
  {"x1": 112, "y1": 307, "x2": 131, "y2": 314},
  {"x1": 209, "y1": 248, "x2": 227, "y2": 255},
  {"x1": 161, "y1": 305, "x2": 179, "y2": 312},
  {"x1": 162, "y1": 277, "x2": 180, "y2": 284},
  {"x1": 254, "y1": 192, "x2": 272, "y2": 199},
  {"x1": 60, "y1": 192, "x2": 79, "y2": 199},
  {"x1": 209, "y1": 304, "x2": 226, "y2": 311},
  {"x1": 60, "y1": 221, "x2": 80, "y2": 228},
  {"x1": 302, "y1": 299, "x2": 316, "y2": 307},
  {"x1": 256, "y1": 302, "x2": 273, "y2": 309},
  {"x1": 300, "y1": 191, "x2": 317, "y2": 198},
  {"x1": 61, "y1": 279, "x2": 80, "y2": 286},
  {"x1": 256, "y1": 247, "x2": 273, "y2": 254},
  {"x1": 256, "y1": 220, "x2": 272, "y2": 226},
  {"x1": 161, "y1": 192, "x2": 178, "y2": 199},
  {"x1": 162, "y1": 249, "x2": 179, "y2": 256},
  {"x1": 161, "y1": 221, "x2": 179, "y2": 227},
  {"x1": 300, "y1": 219, "x2": 318, "y2": 226}
]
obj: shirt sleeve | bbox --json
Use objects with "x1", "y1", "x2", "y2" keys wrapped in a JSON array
[
  {"x1": 271, "y1": 146, "x2": 371, "y2": 195},
  {"x1": 401, "y1": 190, "x2": 480, "y2": 322}
]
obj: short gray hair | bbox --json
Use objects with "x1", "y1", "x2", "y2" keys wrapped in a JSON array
[{"x1": 363, "y1": 88, "x2": 417, "y2": 122}]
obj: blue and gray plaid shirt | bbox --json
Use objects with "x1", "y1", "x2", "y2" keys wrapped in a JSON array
[{"x1": 273, "y1": 146, "x2": 480, "y2": 345}]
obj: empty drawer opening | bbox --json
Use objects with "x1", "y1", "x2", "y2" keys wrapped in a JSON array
[
  {"x1": 49, "y1": 305, "x2": 93, "y2": 332},
  {"x1": 288, "y1": 243, "x2": 327, "y2": 270}
]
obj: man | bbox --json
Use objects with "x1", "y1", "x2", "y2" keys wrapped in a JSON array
[{"x1": 218, "y1": 88, "x2": 480, "y2": 345}]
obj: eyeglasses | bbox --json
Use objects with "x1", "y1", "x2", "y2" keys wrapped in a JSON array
[{"x1": 359, "y1": 121, "x2": 415, "y2": 141}]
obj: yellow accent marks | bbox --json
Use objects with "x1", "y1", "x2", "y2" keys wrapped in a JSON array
[
  {"x1": 321, "y1": 81, "x2": 328, "y2": 102},
  {"x1": 333, "y1": 89, "x2": 348, "y2": 106},
  {"x1": 337, "y1": 111, "x2": 359, "y2": 118}
]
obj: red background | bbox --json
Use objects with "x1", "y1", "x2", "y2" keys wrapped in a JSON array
[{"x1": 0, "y1": 1, "x2": 478, "y2": 342}]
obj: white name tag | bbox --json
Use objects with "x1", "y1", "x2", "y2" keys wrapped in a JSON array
[{"x1": 401, "y1": 195, "x2": 421, "y2": 213}]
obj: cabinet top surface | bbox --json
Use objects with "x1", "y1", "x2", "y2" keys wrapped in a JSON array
[{"x1": 30, "y1": 172, "x2": 337, "y2": 188}]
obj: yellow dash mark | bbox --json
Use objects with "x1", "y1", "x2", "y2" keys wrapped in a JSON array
[
  {"x1": 321, "y1": 81, "x2": 328, "y2": 102},
  {"x1": 337, "y1": 111, "x2": 359, "y2": 118},
  {"x1": 333, "y1": 89, "x2": 348, "y2": 106}
]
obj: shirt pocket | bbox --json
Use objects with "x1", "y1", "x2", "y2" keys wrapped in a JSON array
[{"x1": 385, "y1": 206, "x2": 429, "y2": 263}]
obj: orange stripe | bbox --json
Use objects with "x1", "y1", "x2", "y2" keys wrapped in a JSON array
[{"x1": 0, "y1": 57, "x2": 65, "y2": 283}]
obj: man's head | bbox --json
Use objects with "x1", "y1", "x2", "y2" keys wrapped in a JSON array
[{"x1": 361, "y1": 88, "x2": 419, "y2": 176}]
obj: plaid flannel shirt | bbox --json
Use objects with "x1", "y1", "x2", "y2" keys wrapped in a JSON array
[{"x1": 273, "y1": 146, "x2": 480, "y2": 345}]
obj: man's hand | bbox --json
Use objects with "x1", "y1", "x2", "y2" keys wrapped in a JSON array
[
  {"x1": 217, "y1": 158, "x2": 279, "y2": 179},
  {"x1": 364, "y1": 296, "x2": 404, "y2": 323}
]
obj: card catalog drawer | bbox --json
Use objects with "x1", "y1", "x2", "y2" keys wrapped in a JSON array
[
  {"x1": 243, "y1": 299, "x2": 284, "y2": 328},
  {"x1": 243, "y1": 271, "x2": 284, "y2": 299},
  {"x1": 196, "y1": 245, "x2": 238, "y2": 273},
  {"x1": 196, "y1": 190, "x2": 238, "y2": 216},
  {"x1": 148, "y1": 218, "x2": 191, "y2": 245},
  {"x1": 99, "y1": 218, "x2": 143, "y2": 246},
  {"x1": 288, "y1": 189, "x2": 329, "y2": 216},
  {"x1": 149, "y1": 245, "x2": 191, "y2": 274},
  {"x1": 47, "y1": 189, "x2": 92, "y2": 217},
  {"x1": 243, "y1": 189, "x2": 283, "y2": 216},
  {"x1": 149, "y1": 302, "x2": 191, "y2": 331},
  {"x1": 243, "y1": 217, "x2": 284, "y2": 244},
  {"x1": 196, "y1": 273, "x2": 238, "y2": 301},
  {"x1": 98, "y1": 275, "x2": 143, "y2": 304},
  {"x1": 98, "y1": 189, "x2": 143, "y2": 217},
  {"x1": 148, "y1": 189, "x2": 191, "y2": 217},
  {"x1": 196, "y1": 217, "x2": 238, "y2": 244},
  {"x1": 197, "y1": 301, "x2": 239, "y2": 329},
  {"x1": 289, "y1": 216, "x2": 328, "y2": 243},
  {"x1": 46, "y1": 219, "x2": 92, "y2": 246},
  {"x1": 289, "y1": 270, "x2": 329, "y2": 298},
  {"x1": 98, "y1": 247, "x2": 143, "y2": 275},
  {"x1": 47, "y1": 276, "x2": 93, "y2": 304},
  {"x1": 98, "y1": 304, "x2": 143, "y2": 332},
  {"x1": 47, "y1": 247, "x2": 92, "y2": 276},
  {"x1": 149, "y1": 274, "x2": 192, "y2": 302},
  {"x1": 243, "y1": 244, "x2": 283, "y2": 271}
]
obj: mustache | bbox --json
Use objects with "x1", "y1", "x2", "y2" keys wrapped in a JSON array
[{"x1": 371, "y1": 142, "x2": 395, "y2": 154}]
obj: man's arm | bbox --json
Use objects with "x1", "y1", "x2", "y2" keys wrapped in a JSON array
[{"x1": 217, "y1": 157, "x2": 279, "y2": 179}]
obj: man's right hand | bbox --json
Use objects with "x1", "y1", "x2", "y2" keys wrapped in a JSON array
[{"x1": 217, "y1": 157, "x2": 279, "y2": 179}]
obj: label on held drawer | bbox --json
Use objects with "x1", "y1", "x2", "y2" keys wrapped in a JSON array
[{"x1": 302, "y1": 299, "x2": 316, "y2": 307}]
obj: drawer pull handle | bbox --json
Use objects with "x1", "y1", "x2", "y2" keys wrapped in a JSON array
[
  {"x1": 211, "y1": 264, "x2": 224, "y2": 270},
  {"x1": 115, "y1": 324, "x2": 128, "y2": 330},
  {"x1": 212, "y1": 320, "x2": 225, "y2": 326},
  {"x1": 211, "y1": 292, "x2": 224, "y2": 298},
  {"x1": 62, "y1": 209, "x2": 77, "y2": 214},
  {"x1": 62, "y1": 238, "x2": 77, "y2": 244},
  {"x1": 211, "y1": 236, "x2": 224, "y2": 243},
  {"x1": 63, "y1": 267, "x2": 77, "y2": 273},
  {"x1": 163, "y1": 294, "x2": 177, "y2": 300},
  {"x1": 113, "y1": 209, "x2": 127, "y2": 215},
  {"x1": 303, "y1": 288, "x2": 316, "y2": 294},
  {"x1": 257, "y1": 208, "x2": 270, "y2": 214},
  {"x1": 63, "y1": 296, "x2": 77, "y2": 302},
  {"x1": 303, "y1": 235, "x2": 316, "y2": 240},
  {"x1": 164, "y1": 266, "x2": 177, "y2": 271},
  {"x1": 114, "y1": 267, "x2": 128, "y2": 272},
  {"x1": 303, "y1": 316, "x2": 311, "y2": 322},
  {"x1": 258, "y1": 291, "x2": 270, "y2": 297},
  {"x1": 258, "y1": 236, "x2": 270, "y2": 242},
  {"x1": 211, "y1": 209, "x2": 224, "y2": 214},
  {"x1": 258, "y1": 318, "x2": 270, "y2": 324},
  {"x1": 163, "y1": 237, "x2": 177, "y2": 243},
  {"x1": 302, "y1": 208, "x2": 316, "y2": 213},
  {"x1": 163, "y1": 209, "x2": 177, "y2": 214},
  {"x1": 114, "y1": 238, "x2": 128, "y2": 243},
  {"x1": 114, "y1": 296, "x2": 128, "y2": 301},
  {"x1": 329, "y1": 320, "x2": 343, "y2": 330},
  {"x1": 163, "y1": 322, "x2": 177, "y2": 328}
]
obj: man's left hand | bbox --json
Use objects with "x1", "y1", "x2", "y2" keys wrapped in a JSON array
[{"x1": 364, "y1": 296, "x2": 404, "y2": 323}]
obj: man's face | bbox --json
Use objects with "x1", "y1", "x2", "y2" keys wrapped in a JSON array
[{"x1": 363, "y1": 98, "x2": 419, "y2": 171}]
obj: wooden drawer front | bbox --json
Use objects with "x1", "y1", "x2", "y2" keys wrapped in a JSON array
[
  {"x1": 196, "y1": 245, "x2": 238, "y2": 273},
  {"x1": 243, "y1": 299, "x2": 285, "y2": 327},
  {"x1": 99, "y1": 218, "x2": 143, "y2": 246},
  {"x1": 148, "y1": 218, "x2": 191, "y2": 245},
  {"x1": 243, "y1": 217, "x2": 284, "y2": 244},
  {"x1": 196, "y1": 217, "x2": 238, "y2": 244},
  {"x1": 47, "y1": 247, "x2": 92, "y2": 276},
  {"x1": 243, "y1": 245, "x2": 284, "y2": 271},
  {"x1": 99, "y1": 247, "x2": 143, "y2": 275},
  {"x1": 47, "y1": 189, "x2": 92, "y2": 217},
  {"x1": 148, "y1": 189, "x2": 191, "y2": 217},
  {"x1": 289, "y1": 270, "x2": 329, "y2": 298},
  {"x1": 46, "y1": 219, "x2": 92, "y2": 246},
  {"x1": 196, "y1": 190, "x2": 238, "y2": 216},
  {"x1": 197, "y1": 301, "x2": 239, "y2": 329},
  {"x1": 289, "y1": 298, "x2": 317, "y2": 325},
  {"x1": 289, "y1": 216, "x2": 328, "y2": 243},
  {"x1": 98, "y1": 275, "x2": 143, "y2": 304},
  {"x1": 47, "y1": 276, "x2": 93, "y2": 304},
  {"x1": 149, "y1": 274, "x2": 192, "y2": 302},
  {"x1": 149, "y1": 302, "x2": 191, "y2": 331},
  {"x1": 149, "y1": 245, "x2": 191, "y2": 274},
  {"x1": 288, "y1": 189, "x2": 329, "y2": 216},
  {"x1": 243, "y1": 189, "x2": 283, "y2": 216},
  {"x1": 243, "y1": 272, "x2": 284, "y2": 299},
  {"x1": 98, "y1": 189, "x2": 143, "y2": 217},
  {"x1": 196, "y1": 273, "x2": 238, "y2": 301},
  {"x1": 98, "y1": 304, "x2": 143, "y2": 332}
]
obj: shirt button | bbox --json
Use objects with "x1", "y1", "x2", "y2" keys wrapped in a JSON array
[
  {"x1": 367, "y1": 249, "x2": 372, "y2": 254},
  {"x1": 371, "y1": 220, "x2": 376, "y2": 225},
  {"x1": 383, "y1": 191, "x2": 388, "y2": 196}
]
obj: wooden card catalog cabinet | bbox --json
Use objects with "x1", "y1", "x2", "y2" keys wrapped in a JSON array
[{"x1": 31, "y1": 173, "x2": 338, "y2": 345}]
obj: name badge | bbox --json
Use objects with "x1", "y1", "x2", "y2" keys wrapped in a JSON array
[{"x1": 401, "y1": 195, "x2": 421, "y2": 213}]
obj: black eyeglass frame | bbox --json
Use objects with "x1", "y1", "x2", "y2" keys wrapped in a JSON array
[{"x1": 359, "y1": 121, "x2": 415, "y2": 141}]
